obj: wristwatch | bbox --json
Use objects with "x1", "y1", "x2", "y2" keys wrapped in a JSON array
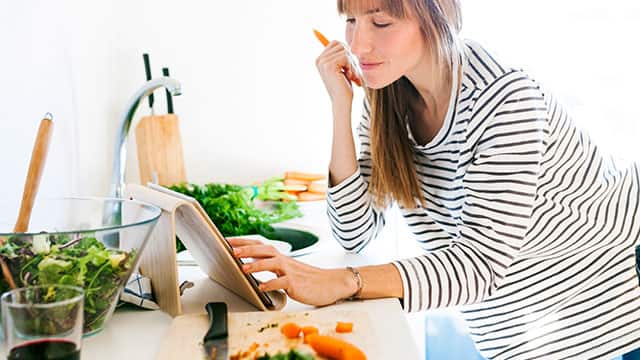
[{"x1": 346, "y1": 266, "x2": 363, "y2": 301}]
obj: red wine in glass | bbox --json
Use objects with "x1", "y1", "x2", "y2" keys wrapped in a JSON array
[{"x1": 8, "y1": 339, "x2": 80, "y2": 360}]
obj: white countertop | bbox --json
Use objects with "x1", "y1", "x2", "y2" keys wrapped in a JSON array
[{"x1": 4, "y1": 202, "x2": 424, "y2": 359}]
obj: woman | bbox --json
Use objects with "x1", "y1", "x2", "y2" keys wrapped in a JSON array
[{"x1": 230, "y1": 0, "x2": 640, "y2": 358}]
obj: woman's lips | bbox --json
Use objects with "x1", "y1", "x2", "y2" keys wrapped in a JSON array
[{"x1": 360, "y1": 62, "x2": 383, "y2": 72}]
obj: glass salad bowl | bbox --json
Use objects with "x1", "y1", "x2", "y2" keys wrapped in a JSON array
[{"x1": 0, "y1": 197, "x2": 161, "y2": 336}]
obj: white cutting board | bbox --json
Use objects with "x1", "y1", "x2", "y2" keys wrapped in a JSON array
[{"x1": 156, "y1": 308, "x2": 380, "y2": 360}]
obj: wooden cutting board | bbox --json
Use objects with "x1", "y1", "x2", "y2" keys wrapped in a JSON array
[
  {"x1": 156, "y1": 308, "x2": 381, "y2": 360},
  {"x1": 135, "y1": 114, "x2": 187, "y2": 187}
]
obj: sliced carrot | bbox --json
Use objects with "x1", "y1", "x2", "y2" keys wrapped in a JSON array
[
  {"x1": 284, "y1": 178, "x2": 311, "y2": 186},
  {"x1": 280, "y1": 322, "x2": 301, "y2": 339},
  {"x1": 306, "y1": 334, "x2": 367, "y2": 360},
  {"x1": 301, "y1": 326, "x2": 319, "y2": 336},
  {"x1": 307, "y1": 182, "x2": 327, "y2": 194},
  {"x1": 297, "y1": 192, "x2": 326, "y2": 202},
  {"x1": 301, "y1": 326, "x2": 319, "y2": 344},
  {"x1": 284, "y1": 171, "x2": 326, "y2": 182},
  {"x1": 335, "y1": 321, "x2": 353, "y2": 333}
]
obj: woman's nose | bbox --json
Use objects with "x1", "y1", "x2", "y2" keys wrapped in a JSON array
[{"x1": 349, "y1": 24, "x2": 372, "y2": 58}]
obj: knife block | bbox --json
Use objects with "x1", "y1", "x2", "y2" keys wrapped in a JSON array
[
  {"x1": 135, "y1": 114, "x2": 187, "y2": 187},
  {"x1": 124, "y1": 184, "x2": 287, "y2": 317}
]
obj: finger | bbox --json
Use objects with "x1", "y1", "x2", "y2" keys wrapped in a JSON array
[
  {"x1": 318, "y1": 55, "x2": 349, "y2": 75},
  {"x1": 324, "y1": 53, "x2": 360, "y2": 86},
  {"x1": 234, "y1": 244, "x2": 280, "y2": 259},
  {"x1": 243, "y1": 257, "x2": 283, "y2": 274},
  {"x1": 324, "y1": 48, "x2": 350, "y2": 65},
  {"x1": 345, "y1": 67, "x2": 358, "y2": 82},
  {"x1": 319, "y1": 44, "x2": 349, "y2": 65},
  {"x1": 325, "y1": 40, "x2": 345, "y2": 52},
  {"x1": 347, "y1": 71, "x2": 362, "y2": 86},
  {"x1": 322, "y1": 55, "x2": 354, "y2": 80},
  {"x1": 227, "y1": 238, "x2": 263, "y2": 247},
  {"x1": 259, "y1": 276, "x2": 289, "y2": 292}
]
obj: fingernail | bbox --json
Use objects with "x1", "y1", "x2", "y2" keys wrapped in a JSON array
[
  {"x1": 233, "y1": 249, "x2": 240, "y2": 256},
  {"x1": 242, "y1": 265, "x2": 249, "y2": 272}
]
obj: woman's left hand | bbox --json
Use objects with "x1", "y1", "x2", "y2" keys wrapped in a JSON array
[{"x1": 228, "y1": 238, "x2": 357, "y2": 306}]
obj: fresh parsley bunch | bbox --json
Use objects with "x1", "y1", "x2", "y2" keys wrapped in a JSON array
[{"x1": 169, "y1": 181, "x2": 303, "y2": 252}]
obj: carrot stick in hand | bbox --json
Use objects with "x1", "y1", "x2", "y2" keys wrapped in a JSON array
[
  {"x1": 313, "y1": 29, "x2": 362, "y2": 87},
  {"x1": 313, "y1": 29, "x2": 330, "y2": 47}
]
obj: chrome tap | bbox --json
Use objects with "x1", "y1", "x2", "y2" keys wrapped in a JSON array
[{"x1": 109, "y1": 77, "x2": 182, "y2": 199}]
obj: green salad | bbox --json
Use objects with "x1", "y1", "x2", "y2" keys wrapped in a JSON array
[{"x1": 0, "y1": 233, "x2": 135, "y2": 333}]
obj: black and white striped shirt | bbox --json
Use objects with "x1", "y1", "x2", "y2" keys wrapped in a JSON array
[{"x1": 327, "y1": 39, "x2": 640, "y2": 359}]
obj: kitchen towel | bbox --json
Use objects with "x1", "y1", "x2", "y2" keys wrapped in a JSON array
[{"x1": 119, "y1": 272, "x2": 159, "y2": 310}]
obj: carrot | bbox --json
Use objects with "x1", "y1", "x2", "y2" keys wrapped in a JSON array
[
  {"x1": 302, "y1": 326, "x2": 319, "y2": 336},
  {"x1": 335, "y1": 321, "x2": 353, "y2": 333},
  {"x1": 284, "y1": 178, "x2": 310, "y2": 186},
  {"x1": 282, "y1": 192, "x2": 298, "y2": 202},
  {"x1": 282, "y1": 184, "x2": 307, "y2": 192},
  {"x1": 312, "y1": 28, "x2": 363, "y2": 88},
  {"x1": 306, "y1": 334, "x2": 367, "y2": 360},
  {"x1": 284, "y1": 171, "x2": 326, "y2": 182},
  {"x1": 297, "y1": 192, "x2": 326, "y2": 202},
  {"x1": 307, "y1": 182, "x2": 327, "y2": 194},
  {"x1": 280, "y1": 322, "x2": 301, "y2": 339},
  {"x1": 301, "y1": 326, "x2": 319, "y2": 344},
  {"x1": 313, "y1": 29, "x2": 330, "y2": 47}
]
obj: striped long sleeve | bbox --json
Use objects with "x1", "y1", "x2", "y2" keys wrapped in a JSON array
[
  {"x1": 393, "y1": 74, "x2": 549, "y2": 312},
  {"x1": 328, "y1": 38, "x2": 640, "y2": 359},
  {"x1": 327, "y1": 102, "x2": 386, "y2": 253}
]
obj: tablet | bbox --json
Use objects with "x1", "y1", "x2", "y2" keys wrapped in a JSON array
[{"x1": 147, "y1": 183, "x2": 286, "y2": 311}]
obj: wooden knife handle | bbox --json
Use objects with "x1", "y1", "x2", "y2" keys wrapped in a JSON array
[
  {"x1": 204, "y1": 302, "x2": 228, "y2": 341},
  {"x1": 14, "y1": 117, "x2": 54, "y2": 233}
]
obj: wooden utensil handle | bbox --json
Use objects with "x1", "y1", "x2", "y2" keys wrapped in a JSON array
[{"x1": 14, "y1": 117, "x2": 54, "y2": 233}]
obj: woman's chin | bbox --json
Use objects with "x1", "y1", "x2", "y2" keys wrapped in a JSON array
[{"x1": 362, "y1": 75, "x2": 399, "y2": 90}]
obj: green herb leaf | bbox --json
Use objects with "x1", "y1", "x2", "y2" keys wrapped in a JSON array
[{"x1": 169, "y1": 182, "x2": 303, "y2": 251}]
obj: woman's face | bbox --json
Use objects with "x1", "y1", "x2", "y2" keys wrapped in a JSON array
[{"x1": 345, "y1": 8, "x2": 428, "y2": 89}]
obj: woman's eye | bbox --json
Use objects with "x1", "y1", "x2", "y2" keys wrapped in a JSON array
[
  {"x1": 373, "y1": 22, "x2": 391, "y2": 28},
  {"x1": 346, "y1": 18, "x2": 356, "y2": 24}
]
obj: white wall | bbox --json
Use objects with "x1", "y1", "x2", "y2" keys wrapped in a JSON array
[
  {"x1": 0, "y1": 1, "x2": 78, "y2": 210},
  {"x1": 461, "y1": 0, "x2": 640, "y2": 159},
  {"x1": 1, "y1": 0, "x2": 638, "y2": 201},
  {"x1": 1, "y1": 0, "x2": 349, "y2": 201}
]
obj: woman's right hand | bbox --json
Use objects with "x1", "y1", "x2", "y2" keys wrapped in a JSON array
[{"x1": 315, "y1": 41, "x2": 362, "y2": 106}]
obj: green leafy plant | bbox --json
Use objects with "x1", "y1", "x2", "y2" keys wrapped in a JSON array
[
  {"x1": 169, "y1": 181, "x2": 303, "y2": 252},
  {"x1": 0, "y1": 234, "x2": 135, "y2": 333}
]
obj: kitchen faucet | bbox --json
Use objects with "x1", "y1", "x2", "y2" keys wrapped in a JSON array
[
  {"x1": 101, "y1": 78, "x2": 181, "y2": 244},
  {"x1": 109, "y1": 77, "x2": 182, "y2": 199}
]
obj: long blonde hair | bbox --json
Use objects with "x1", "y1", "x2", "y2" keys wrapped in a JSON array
[{"x1": 337, "y1": 0, "x2": 462, "y2": 209}]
